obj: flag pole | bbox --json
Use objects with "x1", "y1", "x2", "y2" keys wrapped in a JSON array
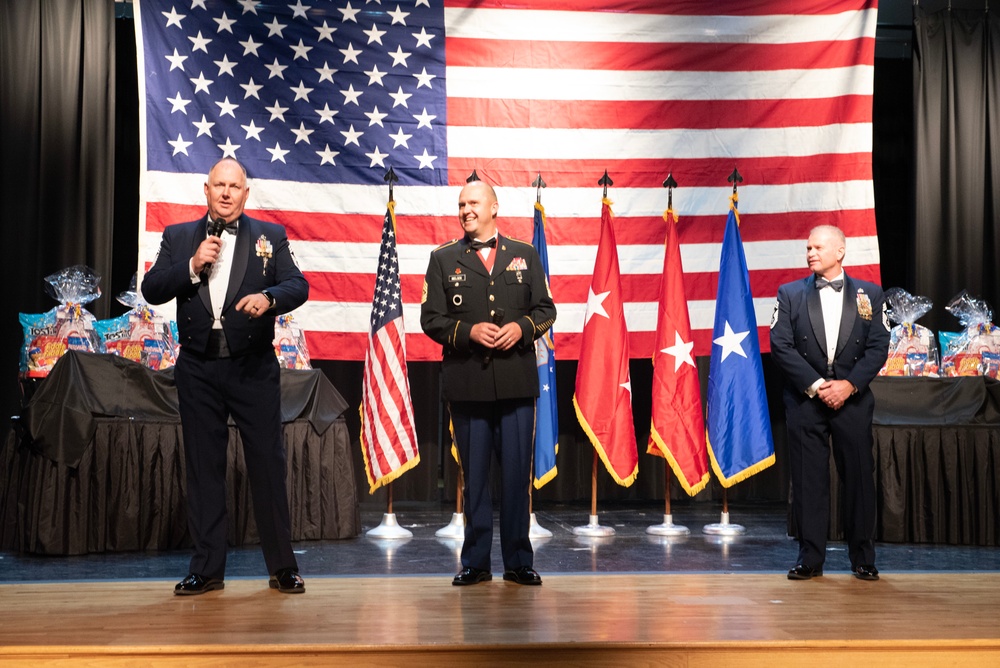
[
  {"x1": 591, "y1": 450, "x2": 598, "y2": 516},
  {"x1": 435, "y1": 465, "x2": 466, "y2": 539},
  {"x1": 528, "y1": 460, "x2": 552, "y2": 538},
  {"x1": 572, "y1": 407, "x2": 614, "y2": 536},
  {"x1": 573, "y1": 170, "x2": 625, "y2": 538},
  {"x1": 367, "y1": 475, "x2": 414, "y2": 538},
  {"x1": 435, "y1": 171, "x2": 487, "y2": 541},
  {"x1": 573, "y1": 450, "x2": 614, "y2": 536},
  {"x1": 646, "y1": 462, "x2": 690, "y2": 536},
  {"x1": 702, "y1": 168, "x2": 751, "y2": 538},
  {"x1": 366, "y1": 166, "x2": 413, "y2": 540},
  {"x1": 702, "y1": 486, "x2": 745, "y2": 536},
  {"x1": 435, "y1": 389, "x2": 465, "y2": 540},
  {"x1": 528, "y1": 172, "x2": 554, "y2": 540},
  {"x1": 646, "y1": 172, "x2": 692, "y2": 538}
]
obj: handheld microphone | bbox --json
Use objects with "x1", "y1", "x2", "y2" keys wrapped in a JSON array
[
  {"x1": 482, "y1": 307, "x2": 506, "y2": 367},
  {"x1": 203, "y1": 218, "x2": 227, "y2": 274},
  {"x1": 208, "y1": 217, "x2": 227, "y2": 238}
]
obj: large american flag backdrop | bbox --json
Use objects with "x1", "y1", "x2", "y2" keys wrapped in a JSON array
[{"x1": 135, "y1": 0, "x2": 879, "y2": 361}]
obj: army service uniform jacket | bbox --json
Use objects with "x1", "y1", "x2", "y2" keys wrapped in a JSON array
[{"x1": 420, "y1": 234, "x2": 556, "y2": 402}]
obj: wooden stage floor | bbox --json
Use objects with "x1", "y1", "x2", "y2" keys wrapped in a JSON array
[{"x1": 3, "y1": 573, "x2": 999, "y2": 666}]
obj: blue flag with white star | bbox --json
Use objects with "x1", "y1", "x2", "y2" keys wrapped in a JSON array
[
  {"x1": 532, "y1": 202, "x2": 558, "y2": 489},
  {"x1": 706, "y1": 197, "x2": 774, "y2": 486}
]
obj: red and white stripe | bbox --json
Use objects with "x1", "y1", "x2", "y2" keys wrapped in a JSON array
[{"x1": 361, "y1": 316, "x2": 420, "y2": 492}]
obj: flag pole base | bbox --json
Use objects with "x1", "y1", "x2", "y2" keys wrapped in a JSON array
[
  {"x1": 702, "y1": 511, "x2": 746, "y2": 536},
  {"x1": 572, "y1": 514, "x2": 615, "y2": 537},
  {"x1": 529, "y1": 513, "x2": 553, "y2": 538},
  {"x1": 366, "y1": 513, "x2": 413, "y2": 539},
  {"x1": 434, "y1": 512, "x2": 466, "y2": 539},
  {"x1": 646, "y1": 514, "x2": 690, "y2": 537}
]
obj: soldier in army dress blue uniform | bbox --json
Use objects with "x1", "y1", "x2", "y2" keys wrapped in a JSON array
[{"x1": 421, "y1": 180, "x2": 556, "y2": 586}]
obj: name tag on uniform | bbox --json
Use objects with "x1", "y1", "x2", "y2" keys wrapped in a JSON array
[{"x1": 448, "y1": 273, "x2": 466, "y2": 284}]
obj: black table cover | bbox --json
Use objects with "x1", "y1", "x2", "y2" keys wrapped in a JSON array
[
  {"x1": 0, "y1": 352, "x2": 360, "y2": 554},
  {"x1": 789, "y1": 377, "x2": 1000, "y2": 546}
]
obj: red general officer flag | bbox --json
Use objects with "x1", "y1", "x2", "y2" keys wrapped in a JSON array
[
  {"x1": 573, "y1": 199, "x2": 637, "y2": 487},
  {"x1": 648, "y1": 207, "x2": 709, "y2": 496}
]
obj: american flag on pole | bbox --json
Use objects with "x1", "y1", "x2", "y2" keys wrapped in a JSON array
[
  {"x1": 134, "y1": 0, "x2": 879, "y2": 362},
  {"x1": 360, "y1": 201, "x2": 420, "y2": 492}
]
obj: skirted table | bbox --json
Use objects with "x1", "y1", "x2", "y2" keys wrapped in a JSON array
[
  {"x1": 0, "y1": 351, "x2": 360, "y2": 555},
  {"x1": 790, "y1": 376, "x2": 1000, "y2": 546}
]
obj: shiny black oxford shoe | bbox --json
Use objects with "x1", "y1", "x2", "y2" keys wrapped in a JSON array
[
  {"x1": 502, "y1": 566, "x2": 542, "y2": 586},
  {"x1": 174, "y1": 573, "x2": 225, "y2": 596},
  {"x1": 787, "y1": 564, "x2": 823, "y2": 580},
  {"x1": 269, "y1": 568, "x2": 306, "y2": 593},
  {"x1": 852, "y1": 565, "x2": 880, "y2": 581},
  {"x1": 452, "y1": 567, "x2": 492, "y2": 586}
]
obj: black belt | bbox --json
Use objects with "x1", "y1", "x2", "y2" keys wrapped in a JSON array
[{"x1": 204, "y1": 329, "x2": 231, "y2": 359}]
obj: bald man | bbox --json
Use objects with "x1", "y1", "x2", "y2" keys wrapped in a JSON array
[
  {"x1": 421, "y1": 181, "x2": 556, "y2": 586},
  {"x1": 143, "y1": 158, "x2": 309, "y2": 595},
  {"x1": 770, "y1": 225, "x2": 889, "y2": 582}
]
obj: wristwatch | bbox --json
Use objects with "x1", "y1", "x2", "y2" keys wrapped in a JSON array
[{"x1": 262, "y1": 290, "x2": 276, "y2": 310}]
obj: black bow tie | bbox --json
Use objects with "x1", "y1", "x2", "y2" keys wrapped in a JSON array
[
  {"x1": 815, "y1": 277, "x2": 844, "y2": 292},
  {"x1": 207, "y1": 219, "x2": 238, "y2": 236},
  {"x1": 469, "y1": 237, "x2": 496, "y2": 251}
]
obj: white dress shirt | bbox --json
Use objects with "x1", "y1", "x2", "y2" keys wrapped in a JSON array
[
  {"x1": 819, "y1": 271, "x2": 845, "y2": 366},
  {"x1": 806, "y1": 271, "x2": 845, "y2": 397},
  {"x1": 188, "y1": 218, "x2": 238, "y2": 330}
]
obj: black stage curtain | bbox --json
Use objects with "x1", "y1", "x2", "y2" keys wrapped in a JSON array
[
  {"x1": 913, "y1": 5, "x2": 1000, "y2": 333},
  {"x1": 0, "y1": 0, "x2": 119, "y2": 426}
]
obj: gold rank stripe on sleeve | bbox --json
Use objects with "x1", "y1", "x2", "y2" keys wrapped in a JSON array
[
  {"x1": 449, "y1": 321, "x2": 461, "y2": 348},
  {"x1": 532, "y1": 317, "x2": 555, "y2": 336}
]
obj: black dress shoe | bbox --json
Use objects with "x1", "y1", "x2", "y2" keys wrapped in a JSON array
[
  {"x1": 853, "y1": 565, "x2": 880, "y2": 581},
  {"x1": 452, "y1": 567, "x2": 492, "y2": 586},
  {"x1": 502, "y1": 566, "x2": 542, "y2": 586},
  {"x1": 174, "y1": 573, "x2": 224, "y2": 596},
  {"x1": 787, "y1": 564, "x2": 823, "y2": 580},
  {"x1": 269, "y1": 568, "x2": 306, "y2": 593}
]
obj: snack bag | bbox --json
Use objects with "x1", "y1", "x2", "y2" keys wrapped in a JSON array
[
  {"x1": 94, "y1": 308, "x2": 177, "y2": 370},
  {"x1": 19, "y1": 265, "x2": 103, "y2": 378},
  {"x1": 273, "y1": 313, "x2": 311, "y2": 370},
  {"x1": 940, "y1": 291, "x2": 1000, "y2": 377},
  {"x1": 878, "y1": 288, "x2": 939, "y2": 377},
  {"x1": 93, "y1": 274, "x2": 179, "y2": 370}
]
